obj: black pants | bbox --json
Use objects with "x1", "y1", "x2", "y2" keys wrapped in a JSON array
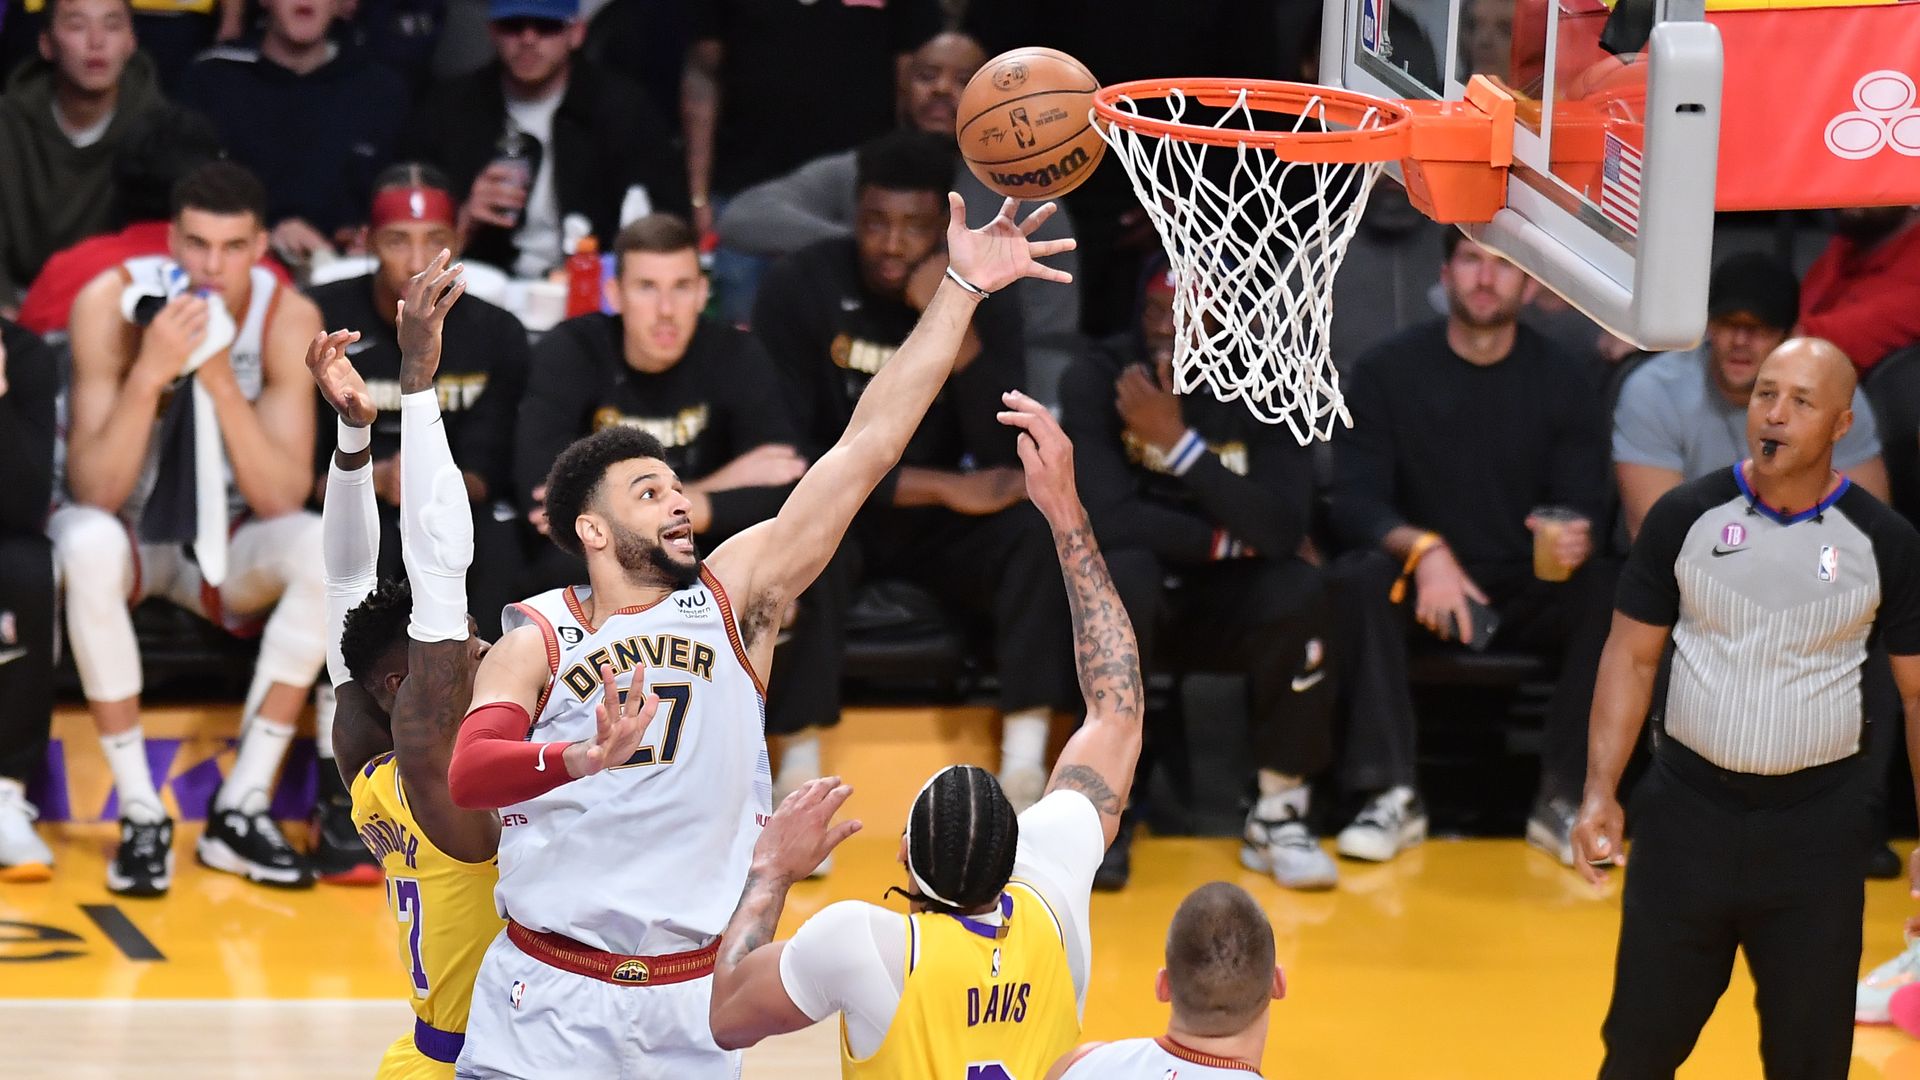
[
  {"x1": 1327, "y1": 550, "x2": 1617, "y2": 798},
  {"x1": 375, "y1": 500, "x2": 527, "y2": 642},
  {"x1": 0, "y1": 535, "x2": 55, "y2": 785},
  {"x1": 1106, "y1": 550, "x2": 1335, "y2": 777},
  {"x1": 519, "y1": 527, "x2": 847, "y2": 737},
  {"x1": 857, "y1": 503, "x2": 1079, "y2": 715},
  {"x1": 1599, "y1": 738, "x2": 1866, "y2": 1080}
]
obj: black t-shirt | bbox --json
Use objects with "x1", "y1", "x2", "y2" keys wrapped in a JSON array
[
  {"x1": 1617, "y1": 468, "x2": 1920, "y2": 772},
  {"x1": 750, "y1": 238, "x2": 1028, "y2": 505},
  {"x1": 1059, "y1": 335, "x2": 1316, "y2": 565},
  {"x1": 693, "y1": 0, "x2": 941, "y2": 194},
  {"x1": 1329, "y1": 319, "x2": 1609, "y2": 574},
  {"x1": 308, "y1": 275, "x2": 530, "y2": 500},
  {"x1": 513, "y1": 313, "x2": 799, "y2": 538}
]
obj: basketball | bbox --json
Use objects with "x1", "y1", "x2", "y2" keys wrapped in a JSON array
[{"x1": 956, "y1": 47, "x2": 1105, "y2": 200}]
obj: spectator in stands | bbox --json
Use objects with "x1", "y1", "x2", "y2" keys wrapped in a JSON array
[
  {"x1": 1328, "y1": 232, "x2": 1614, "y2": 869},
  {"x1": 511, "y1": 214, "x2": 858, "y2": 825},
  {"x1": 402, "y1": 0, "x2": 686, "y2": 280},
  {"x1": 1799, "y1": 205, "x2": 1920, "y2": 375},
  {"x1": 752, "y1": 131, "x2": 1077, "y2": 812},
  {"x1": 682, "y1": 0, "x2": 941, "y2": 320},
  {"x1": 309, "y1": 163, "x2": 529, "y2": 641},
  {"x1": 1060, "y1": 263, "x2": 1338, "y2": 891},
  {"x1": 0, "y1": 0, "x2": 164, "y2": 314},
  {"x1": 15, "y1": 104, "x2": 272, "y2": 337},
  {"x1": 54, "y1": 162, "x2": 334, "y2": 896},
  {"x1": 177, "y1": 0, "x2": 411, "y2": 269},
  {"x1": 717, "y1": 30, "x2": 1082, "y2": 400},
  {"x1": 3, "y1": 0, "x2": 244, "y2": 91},
  {"x1": 1615, "y1": 251, "x2": 1889, "y2": 540},
  {"x1": 0, "y1": 318, "x2": 59, "y2": 881}
]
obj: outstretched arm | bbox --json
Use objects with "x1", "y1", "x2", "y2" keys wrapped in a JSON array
[
  {"x1": 706, "y1": 195, "x2": 1074, "y2": 671},
  {"x1": 999, "y1": 392, "x2": 1144, "y2": 848},
  {"x1": 709, "y1": 777, "x2": 863, "y2": 1051}
]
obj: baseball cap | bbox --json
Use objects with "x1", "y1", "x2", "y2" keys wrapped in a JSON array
[
  {"x1": 1707, "y1": 251, "x2": 1800, "y2": 331},
  {"x1": 489, "y1": 0, "x2": 578, "y2": 22}
]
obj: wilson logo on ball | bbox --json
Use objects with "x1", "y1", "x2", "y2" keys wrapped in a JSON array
[{"x1": 988, "y1": 145, "x2": 1093, "y2": 189}]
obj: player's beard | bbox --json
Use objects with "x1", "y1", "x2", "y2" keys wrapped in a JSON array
[{"x1": 610, "y1": 519, "x2": 701, "y2": 590}]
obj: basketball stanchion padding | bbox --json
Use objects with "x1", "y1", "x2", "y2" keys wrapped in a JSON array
[{"x1": 1093, "y1": 75, "x2": 1515, "y2": 445}]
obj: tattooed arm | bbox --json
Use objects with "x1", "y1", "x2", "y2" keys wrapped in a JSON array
[
  {"x1": 395, "y1": 639, "x2": 501, "y2": 863},
  {"x1": 998, "y1": 392, "x2": 1145, "y2": 847},
  {"x1": 709, "y1": 777, "x2": 862, "y2": 1050}
]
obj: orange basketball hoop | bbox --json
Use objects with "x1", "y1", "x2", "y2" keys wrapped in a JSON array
[{"x1": 1091, "y1": 76, "x2": 1515, "y2": 443}]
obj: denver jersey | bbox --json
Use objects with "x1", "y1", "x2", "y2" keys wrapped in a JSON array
[
  {"x1": 844, "y1": 881, "x2": 1080, "y2": 1080},
  {"x1": 350, "y1": 753, "x2": 503, "y2": 1057},
  {"x1": 1060, "y1": 1037, "x2": 1265, "y2": 1078},
  {"x1": 494, "y1": 568, "x2": 772, "y2": 954}
]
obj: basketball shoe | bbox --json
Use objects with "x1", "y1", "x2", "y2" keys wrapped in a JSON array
[
  {"x1": 1859, "y1": 936, "x2": 1920, "y2": 1025},
  {"x1": 197, "y1": 783, "x2": 313, "y2": 888},
  {"x1": 1336, "y1": 786, "x2": 1428, "y2": 863},
  {"x1": 1525, "y1": 793, "x2": 1579, "y2": 867},
  {"x1": 1240, "y1": 787, "x2": 1337, "y2": 891},
  {"x1": 0, "y1": 779, "x2": 54, "y2": 882},
  {"x1": 106, "y1": 815, "x2": 173, "y2": 897},
  {"x1": 310, "y1": 766, "x2": 379, "y2": 885}
]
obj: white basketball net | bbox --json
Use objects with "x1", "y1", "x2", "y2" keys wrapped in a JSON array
[{"x1": 1096, "y1": 87, "x2": 1393, "y2": 444}]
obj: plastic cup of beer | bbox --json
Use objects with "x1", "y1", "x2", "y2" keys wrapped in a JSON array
[{"x1": 1531, "y1": 506, "x2": 1582, "y2": 583}]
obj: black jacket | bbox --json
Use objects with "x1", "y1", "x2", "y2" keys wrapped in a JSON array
[
  {"x1": 401, "y1": 59, "x2": 687, "y2": 272},
  {"x1": 1060, "y1": 337, "x2": 1316, "y2": 564},
  {"x1": 0, "y1": 319, "x2": 57, "y2": 534}
]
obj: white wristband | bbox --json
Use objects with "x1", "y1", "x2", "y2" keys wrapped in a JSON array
[{"x1": 337, "y1": 418, "x2": 371, "y2": 455}]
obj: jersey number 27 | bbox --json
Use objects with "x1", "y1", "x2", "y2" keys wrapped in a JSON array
[{"x1": 617, "y1": 683, "x2": 693, "y2": 768}]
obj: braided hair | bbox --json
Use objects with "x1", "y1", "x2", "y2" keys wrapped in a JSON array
[{"x1": 894, "y1": 765, "x2": 1020, "y2": 914}]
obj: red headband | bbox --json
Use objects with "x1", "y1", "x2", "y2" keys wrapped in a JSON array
[{"x1": 371, "y1": 186, "x2": 456, "y2": 230}]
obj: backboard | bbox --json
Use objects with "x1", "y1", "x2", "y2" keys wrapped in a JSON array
[{"x1": 1320, "y1": 0, "x2": 1725, "y2": 351}]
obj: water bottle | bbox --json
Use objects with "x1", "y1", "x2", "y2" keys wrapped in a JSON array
[
  {"x1": 566, "y1": 235, "x2": 603, "y2": 319},
  {"x1": 490, "y1": 129, "x2": 541, "y2": 228}
]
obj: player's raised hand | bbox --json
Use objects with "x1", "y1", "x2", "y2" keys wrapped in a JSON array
[
  {"x1": 305, "y1": 328, "x2": 373, "y2": 427},
  {"x1": 396, "y1": 248, "x2": 466, "y2": 392},
  {"x1": 1570, "y1": 791, "x2": 1627, "y2": 887},
  {"x1": 752, "y1": 776, "x2": 863, "y2": 884},
  {"x1": 997, "y1": 390, "x2": 1082, "y2": 526},
  {"x1": 564, "y1": 664, "x2": 660, "y2": 779},
  {"x1": 945, "y1": 194, "x2": 1075, "y2": 295}
]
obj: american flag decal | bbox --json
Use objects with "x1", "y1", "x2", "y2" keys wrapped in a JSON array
[{"x1": 1600, "y1": 131, "x2": 1642, "y2": 235}]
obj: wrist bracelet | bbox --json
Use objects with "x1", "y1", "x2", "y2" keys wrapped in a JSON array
[
  {"x1": 337, "y1": 417, "x2": 371, "y2": 455},
  {"x1": 944, "y1": 265, "x2": 992, "y2": 299},
  {"x1": 1389, "y1": 532, "x2": 1444, "y2": 604}
]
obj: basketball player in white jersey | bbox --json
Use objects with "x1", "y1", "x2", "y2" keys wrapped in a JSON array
[
  {"x1": 704, "y1": 392, "x2": 1143, "y2": 1080},
  {"x1": 1047, "y1": 882, "x2": 1284, "y2": 1079},
  {"x1": 446, "y1": 194, "x2": 1075, "y2": 1079},
  {"x1": 55, "y1": 160, "x2": 331, "y2": 897}
]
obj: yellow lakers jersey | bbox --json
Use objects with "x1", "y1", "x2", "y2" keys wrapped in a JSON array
[
  {"x1": 350, "y1": 752, "x2": 504, "y2": 1036},
  {"x1": 844, "y1": 880, "x2": 1080, "y2": 1080}
]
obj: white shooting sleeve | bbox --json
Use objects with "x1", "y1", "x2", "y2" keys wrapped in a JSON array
[
  {"x1": 322, "y1": 419, "x2": 380, "y2": 686},
  {"x1": 399, "y1": 389, "x2": 472, "y2": 643}
]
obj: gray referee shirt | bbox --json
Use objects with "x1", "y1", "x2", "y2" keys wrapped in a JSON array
[{"x1": 1618, "y1": 466, "x2": 1920, "y2": 775}]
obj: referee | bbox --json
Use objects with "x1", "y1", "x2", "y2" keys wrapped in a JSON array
[{"x1": 1573, "y1": 337, "x2": 1920, "y2": 1079}]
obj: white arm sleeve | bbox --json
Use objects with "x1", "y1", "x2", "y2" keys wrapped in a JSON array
[
  {"x1": 399, "y1": 389, "x2": 472, "y2": 643},
  {"x1": 322, "y1": 428, "x2": 380, "y2": 687},
  {"x1": 1012, "y1": 790, "x2": 1107, "y2": 1016},
  {"x1": 778, "y1": 900, "x2": 907, "y2": 1060}
]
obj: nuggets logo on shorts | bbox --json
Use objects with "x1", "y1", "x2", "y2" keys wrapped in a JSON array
[
  {"x1": 510, "y1": 980, "x2": 526, "y2": 1009},
  {"x1": 612, "y1": 960, "x2": 651, "y2": 984}
]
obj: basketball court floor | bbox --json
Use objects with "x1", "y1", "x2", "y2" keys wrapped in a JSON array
[{"x1": 6, "y1": 818, "x2": 1919, "y2": 1078}]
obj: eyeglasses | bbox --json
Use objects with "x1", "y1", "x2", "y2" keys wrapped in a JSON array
[{"x1": 494, "y1": 16, "x2": 568, "y2": 36}]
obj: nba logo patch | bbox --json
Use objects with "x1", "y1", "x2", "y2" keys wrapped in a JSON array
[
  {"x1": 0, "y1": 610, "x2": 14, "y2": 645},
  {"x1": 510, "y1": 980, "x2": 526, "y2": 1009},
  {"x1": 1304, "y1": 638, "x2": 1324, "y2": 671},
  {"x1": 1721, "y1": 523, "x2": 1746, "y2": 548},
  {"x1": 1818, "y1": 545, "x2": 1839, "y2": 582}
]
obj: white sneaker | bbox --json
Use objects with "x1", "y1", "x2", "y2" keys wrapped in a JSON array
[
  {"x1": 1241, "y1": 806, "x2": 1338, "y2": 891},
  {"x1": 0, "y1": 780, "x2": 54, "y2": 882},
  {"x1": 999, "y1": 765, "x2": 1048, "y2": 815},
  {"x1": 1336, "y1": 787, "x2": 1428, "y2": 863},
  {"x1": 1859, "y1": 936, "x2": 1920, "y2": 1024}
]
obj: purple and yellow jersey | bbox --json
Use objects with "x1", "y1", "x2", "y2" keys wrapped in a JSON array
[{"x1": 350, "y1": 752, "x2": 503, "y2": 1075}]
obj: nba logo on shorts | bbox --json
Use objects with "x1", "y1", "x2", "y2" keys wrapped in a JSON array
[
  {"x1": 1721, "y1": 523, "x2": 1746, "y2": 548},
  {"x1": 1818, "y1": 545, "x2": 1839, "y2": 582},
  {"x1": 510, "y1": 980, "x2": 526, "y2": 1009}
]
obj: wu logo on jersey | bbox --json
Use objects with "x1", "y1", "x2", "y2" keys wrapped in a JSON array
[{"x1": 675, "y1": 589, "x2": 713, "y2": 618}]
